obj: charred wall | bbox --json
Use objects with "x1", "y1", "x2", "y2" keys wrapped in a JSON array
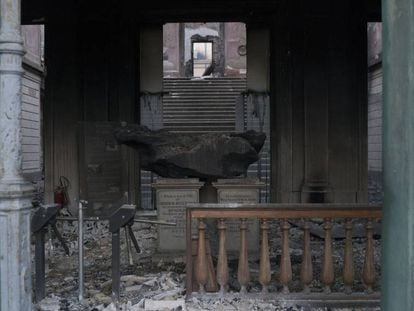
[
  {"x1": 271, "y1": 0, "x2": 368, "y2": 203},
  {"x1": 44, "y1": 10, "x2": 140, "y2": 210},
  {"x1": 43, "y1": 0, "x2": 368, "y2": 210}
]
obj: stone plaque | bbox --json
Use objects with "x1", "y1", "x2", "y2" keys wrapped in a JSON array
[
  {"x1": 153, "y1": 178, "x2": 204, "y2": 251},
  {"x1": 213, "y1": 178, "x2": 265, "y2": 252}
]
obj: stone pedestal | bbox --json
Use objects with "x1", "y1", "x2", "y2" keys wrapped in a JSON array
[
  {"x1": 153, "y1": 178, "x2": 203, "y2": 251},
  {"x1": 213, "y1": 178, "x2": 265, "y2": 252}
]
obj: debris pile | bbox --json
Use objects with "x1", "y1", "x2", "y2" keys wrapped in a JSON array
[{"x1": 34, "y1": 217, "x2": 381, "y2": 310}]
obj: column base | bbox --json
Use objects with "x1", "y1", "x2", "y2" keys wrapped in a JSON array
[
  {"x1": 0, "y1": 176, "x2": 34, "y2": 201},
  {"x1": 0, "y1": 177, "x2": 34, "y2": 310}
]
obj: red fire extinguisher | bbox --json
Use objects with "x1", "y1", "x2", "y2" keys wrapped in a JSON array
[{"x1": 54, "y1": 176, "x2": 70, "y2": 206}]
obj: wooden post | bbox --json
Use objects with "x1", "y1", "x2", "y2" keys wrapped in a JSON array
[
  {"x1": 321, "y1": 218, "x2": 334, "y2": 294},
  {"x1": 363, "y1": 218, "x2": 375, "y2": 293},
  {"x1": 343, "y1": 219, "x2": 354, "y2": 294},
  {"x1": 216, "y1": 218, "x2": 229, "y2": 294},
  {"x1": 238, "y1": 218, "x2": 250, "y2": 293},
  {"x1": 186, "y1": 208, "x2": 193, "y2": 297},
  {"x1": 301, "y1": 220, "x2": 313, "y2": 293},
  {"x1": 195, "y1": 218, "x2": 208, "y2": 293},
  {"x1": 259, "y1": 219, "x2": 271, "y2": 293},
  {"x1": 280, "y1": 219, "x2": 292, "y2": 294}
]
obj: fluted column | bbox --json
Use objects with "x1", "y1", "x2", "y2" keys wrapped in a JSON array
[{"x1": 0, "y1": 0, "x2": 34, "y2": 310}]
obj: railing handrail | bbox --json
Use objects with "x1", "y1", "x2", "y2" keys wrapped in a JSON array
[{"x1": 186, "y1": 203, "x2": 382, "y2": 219}]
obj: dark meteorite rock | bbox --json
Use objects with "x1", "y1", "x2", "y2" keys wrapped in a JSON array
[{"x1": 114, "y1": 124, "x2": 266, "y2": 180}]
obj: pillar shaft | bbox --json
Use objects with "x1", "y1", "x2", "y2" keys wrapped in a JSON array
[
  {"x1": 382, "y1": 0, "x2": 414, "y2": 310},
  {"x1": 0, "y1": 0, "x2": 24, "y2": 182},
  {"x1": 0, "y1": 0, "x2": 34, "y2": 309}
]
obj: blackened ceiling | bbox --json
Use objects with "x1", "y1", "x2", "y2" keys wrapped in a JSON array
[
  {"x1": 21, "y1": 0, "x2": 381, "y2": 24},
  {"x1": 22, "y1": 0, "x2": 280, "y2": 24}
]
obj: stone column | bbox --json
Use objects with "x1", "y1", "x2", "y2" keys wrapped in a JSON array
[
  {"x1": 0, "y1": 0, "x2": 35, "y2": 309},
  {"x1": 382, "y1": 0, "x2": 414, "y2": 310}
]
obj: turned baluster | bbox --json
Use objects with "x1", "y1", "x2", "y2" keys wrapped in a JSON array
[
  {"x1": 363, "y1": 218, "x2": 375, "y2": 294},
  {"x1": 321, "y1": 218, "x2": 334, "y2": 294},
  {"x1": 195, "y1": 218, "x2": 208, "y2": 293},
  {"x1": 301, "y1": 220, "x2": 313, "y2": 293},
  {"x1": 259, "y1": 219, "x2": 271, "y2": 293},
  {"x1": 280, "y1": 219, "x2": 292, "y2": 294},
  {"x1": 216, "y1": 219, "x2": 229, "y2": 294},
  {"x1": 343, "y1": 219, "x2": 354, "y2": 294},
  {"x1": 238, "y1": 218, "x2": 250, "y2": 293}
]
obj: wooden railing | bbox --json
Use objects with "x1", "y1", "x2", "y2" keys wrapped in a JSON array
[{"x1": 186, "y1": 203, "x2": 382, "y2": 302}]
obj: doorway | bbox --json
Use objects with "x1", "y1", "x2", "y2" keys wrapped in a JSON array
[{"x1": 192, "y1": 41, "x2": 213, "y2": 77}]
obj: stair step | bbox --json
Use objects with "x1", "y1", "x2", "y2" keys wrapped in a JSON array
[
  {"x1": 164, "y1": 122, "x2": 234, "y2": 127},
  {"x1": 162, "y1": 77, "x2": 244, "y2": 135},
  {"x1": 165, "y1": 129, "x2": 235, "y2": 133},
  {"x1": 163, "y1": 101, "x2": 236, "y2": 105},
  {"x1": 163, "y1": 116, "x2": 235, "y2": 120},
  {"x1": 165, "y1": 93, "x2": 242, "y2": 97},
  {"x1": 164, "y1": 100, "x2": 237, "y2": 104},
  {"x1": 163, "y1": 108, "x2": 235, "y2": 112},
  {"x1": 164, "y1": 126, "x2": 234, "y2": 129}
]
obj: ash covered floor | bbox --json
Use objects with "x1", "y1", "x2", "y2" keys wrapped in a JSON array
[{"x1": 33, "y1": 219, "x2": 381, "y2": 311}]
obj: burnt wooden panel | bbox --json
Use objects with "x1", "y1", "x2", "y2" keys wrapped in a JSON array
[
  {"x1": 303, "y1": 17, "x2": 329, "y2": 186},
  {"x1": 78, "y1": 122, "x2": 127, "y2": 217},
  {"x1": 271, "y1": 0, "x2": 368, "y2": 203},
  {"x1": 44, "y1": 16, "x2": 82, "y2": 207},
  {"x1": 44, "y1": 12, "x2": 140, "y2": 210},
  {"x1": 327, "y1": 1, "x2": 367, "y2": 202},
  {"x1": 81, "y1": 22, "x2": 110, "y2": 122},
  {"x1": 270, "y1": 0, "x2": 293, "y2": 203}
]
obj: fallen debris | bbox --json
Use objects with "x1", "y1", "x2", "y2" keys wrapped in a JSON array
[
  {"x1": 33, "y1": 215, "x2": 381, "y2": 311},
  {"x1": 144, "y1": 298, "x2": 186, "y2": 311}
]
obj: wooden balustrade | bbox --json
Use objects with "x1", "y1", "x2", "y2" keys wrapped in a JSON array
[
  {"x1": 321, "y1": 218, "x2": 334, "y2": 294},
  {"x1": 300, "y1": 220, "x2": 313, "y2": 293},
  {"x1": 280, "y1": 219, "x2": 292, "y2": 294},
  {"x1": 238, "y1": 218, "x2": 250, "y2": 293},
  {"x1": 259, "y1": 219, "x2": 271, "y2": 293},
  {"x1": 363, "y1": 219, "x2": 376, "y2": 293},
  {"x1": 195, "y1": 218, "x2": 208, "y2": 293},
  {"x1": 343, "y1": 219, "x2": 354, "y2": 294},
  {"x1": 186, "y1": 203, "x2": 382, "y2": 299},
  {"x1": 216, "y1": 218, "x2": 229, "y2": 294}
]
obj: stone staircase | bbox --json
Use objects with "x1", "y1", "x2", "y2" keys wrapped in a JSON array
[
  {"x1": 162, "y1": 77, "x2": 246, "y2": 133},
  {"x1": 140, "y1": 77, "x2": 273, "y2": 209}
]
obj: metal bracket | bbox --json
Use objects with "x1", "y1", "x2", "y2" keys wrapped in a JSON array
[
  {"x1": 109, "y1": 204, "x2": 137, "y2": 302},
  {"x1": 31, "y1": 204, "x2": 68, "y2": 302}
]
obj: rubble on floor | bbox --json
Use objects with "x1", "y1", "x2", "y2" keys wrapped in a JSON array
[{"x1": 33, "y1": 218, "x2": 381, "y2": 311}]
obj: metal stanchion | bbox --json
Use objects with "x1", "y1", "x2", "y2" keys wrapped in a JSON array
[
  {"x1": 125, "y1": 227, "x2": 134, "y2": 265},
  {"x1": 78, "y1": 200, "x2": 86, "y2": 302}
]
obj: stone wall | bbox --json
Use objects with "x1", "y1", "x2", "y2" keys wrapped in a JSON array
[
  {"x1": 163, "y1": 22, "x2": 246, "y2": 77},
  {"x1": 21, "y1": 25, "x2": 44, "y2": 202},
  {"x1": 367, "y1": 22, "x2": 383, "y2": 204}
]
